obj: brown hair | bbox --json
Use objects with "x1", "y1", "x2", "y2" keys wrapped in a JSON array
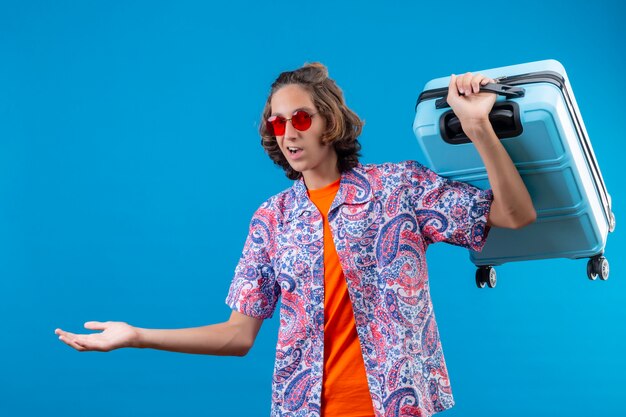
[{"x1": 259, "y1": 62, "x2": 364, "y2": 180}]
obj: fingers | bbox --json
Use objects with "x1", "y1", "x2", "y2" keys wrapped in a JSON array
[
  {"x1": 65, "y1": 337, "x2": 87, "y2": 351},
  {"x1": 56, "y1": 326, "x2": 106, "y2": 352},
  {"x1": 56, "y1": 329, "x2": 88, "y2": 351},
  {"x1": 448, "y1": 74, "x2": 460, "y2": 98},
  {"x1": 471, "y1": 74, "x2": 482, "y2": 94},
  {"x1": 460, "y1": 72, "x2": 473, "y2": 95},
  {"x1": 84, "y1": 321, "x2": 108, "y2": 331},
  {"x1": 453, "y1": 72, "x2": 495, "y2": 96},
  {"x1": 449, "y1": 72, "x2": 474, "y2": 97}
]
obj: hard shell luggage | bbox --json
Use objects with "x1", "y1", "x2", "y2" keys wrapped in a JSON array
[{"x1": 412, "y1": 59, "x2": 615, "y2": 288}]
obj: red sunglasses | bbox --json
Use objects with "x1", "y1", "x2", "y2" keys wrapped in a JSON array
[{"x1": 266, "y1": 110, "x2": 318, "y2": 136}]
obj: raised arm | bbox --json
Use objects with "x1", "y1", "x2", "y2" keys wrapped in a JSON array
[
  {"x1": 447, "y1": 72, "x2": 537, "y2": 229},
  {"x1": 55, "y1": 310, "x2": 263, "y2": 357}
]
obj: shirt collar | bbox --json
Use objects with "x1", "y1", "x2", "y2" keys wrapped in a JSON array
[{"x1": 287, "y1": 163, "x2": 374, "y2": 222}]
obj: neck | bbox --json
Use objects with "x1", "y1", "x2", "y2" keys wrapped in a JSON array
[{"x1": 302, "y1": 154, "x2": 341, "y2": 190}]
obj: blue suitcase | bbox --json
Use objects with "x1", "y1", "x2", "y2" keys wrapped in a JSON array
[{"x1": 413, "y1": 59, "x2": 615, "y2": 288}]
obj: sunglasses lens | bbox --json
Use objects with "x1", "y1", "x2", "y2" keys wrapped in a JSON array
[
  {"x1": 291, "y1": 111, "x2": 312, "y2": 131},
  {"x1": 266, "y1": 111, "x2": 313, "y2": 136},
  {"x1": 266, "y1": 116, "x2": 286, "y2": 136}
]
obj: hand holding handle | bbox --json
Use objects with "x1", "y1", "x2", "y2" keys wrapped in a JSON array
[{"x1": 435, "y1": 83, "x2": 525, "y2": 109}]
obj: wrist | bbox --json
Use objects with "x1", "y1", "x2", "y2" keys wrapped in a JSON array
[
  {"x1": 131, "y1": 326, "x2": 145, "y2": 348},
  {"x1": 461, "y1": 118, "x2": 495, "y2": 141}
]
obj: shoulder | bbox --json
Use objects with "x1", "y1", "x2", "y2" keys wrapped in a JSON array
[
  {"x1": 251, "y1": 184, "x2": 298, "y2": 224},
  {"x1": 358, "y1": 160, "x2": 426, "y2": 175},
  {"x1": 357, "y1": 160, "x2": 431, "y2": 188}
]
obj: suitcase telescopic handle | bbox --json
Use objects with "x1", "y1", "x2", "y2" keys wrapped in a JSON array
[{"x1": 435, "y1": 83, "x2": 525, "y2": 109}]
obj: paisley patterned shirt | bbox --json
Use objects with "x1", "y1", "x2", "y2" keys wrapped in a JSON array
[{"x1": 225, "y1": 160, "x2": 493, "y2": 417}]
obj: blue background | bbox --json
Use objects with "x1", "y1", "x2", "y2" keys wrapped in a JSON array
[{"x1": 1, "y1": 1, "x2": 624, "y2": 416}]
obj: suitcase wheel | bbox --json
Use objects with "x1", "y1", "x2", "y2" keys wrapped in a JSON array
[
  {"x1": 587, "y1": 255, "x2": 609, "y2": 281},
  {"x1": 476, "y1": 266, "x2": 496, "y2": 289}
]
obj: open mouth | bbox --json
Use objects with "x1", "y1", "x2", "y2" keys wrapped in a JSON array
[{"x1": 287, "y1": 146, "x2": 303, "y2": 155}]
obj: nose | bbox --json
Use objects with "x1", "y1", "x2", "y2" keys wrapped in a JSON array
[{"x1": 283, "y1": 118, "x2": 298, "y2": 140}]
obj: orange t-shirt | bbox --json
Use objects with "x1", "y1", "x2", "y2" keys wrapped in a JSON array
[{"x1": 307, "y1": 179, "x2": 376, "y2": 417}]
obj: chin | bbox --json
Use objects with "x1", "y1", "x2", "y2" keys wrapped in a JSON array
[{"x1": 287, "y1": 163, "x2": 306, "y2": 173}]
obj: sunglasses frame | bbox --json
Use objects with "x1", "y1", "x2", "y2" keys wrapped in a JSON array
[{"x1": 266, "y1": 110, "x2": 319, "y2": 136}]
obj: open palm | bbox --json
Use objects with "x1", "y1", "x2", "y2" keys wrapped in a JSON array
[{"x1": 55, "y1": 321, "x2": 138, "y2": 352}]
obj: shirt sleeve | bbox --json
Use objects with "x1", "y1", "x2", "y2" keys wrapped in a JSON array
[
  {"x1": 405, "y1": 160, "x2": 494, "y2": 251},
  {"x1": 225, "y1": 205, "x2": 281, "y2": 320}
]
